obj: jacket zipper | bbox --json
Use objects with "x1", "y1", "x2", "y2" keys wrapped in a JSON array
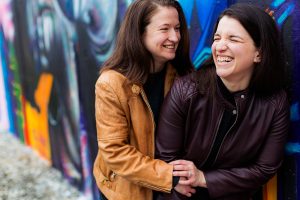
[
  {"x1": 140, "y1": 88, "x2": 156, "y2": 158},
  {"x1": 201, "y1": 109, "x2": 224, "y2": 167},
  {"x1": 212, "y1": 101, "x2": 239, "y2": 166}
]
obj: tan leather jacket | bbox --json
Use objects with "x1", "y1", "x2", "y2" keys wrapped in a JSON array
[{"x1": 93, "y1": 65, "x2": 177, "y2": 200}]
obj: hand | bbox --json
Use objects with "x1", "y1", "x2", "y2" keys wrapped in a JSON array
[
  {"x1": 174, "y1": 177, "x2": 196, "y2": 197},
  {"x1": 170, "y1": 160, "x2": 207, "y2": 188}
]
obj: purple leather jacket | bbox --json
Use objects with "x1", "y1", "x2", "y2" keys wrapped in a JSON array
[{"x1": 156, "y1": 73, "x2": 290, "y2": 200}]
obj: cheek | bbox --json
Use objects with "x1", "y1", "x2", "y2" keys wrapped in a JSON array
[
  {"x1": 177, "y1": 32, "x2": 181, "y2": 41},
  {"x1": 211, "y1": 44, "x2": 217, "y2": 58},
  {"x1": 211, "y1": 43, "x2": 216, "y2": 53}
]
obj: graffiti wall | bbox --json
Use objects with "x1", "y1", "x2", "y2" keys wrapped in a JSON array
[{"x1": 0, "y1": 0, "x2": 299, "y2": 199}]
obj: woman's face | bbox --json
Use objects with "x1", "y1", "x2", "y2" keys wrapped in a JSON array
[
  {"x1": 143, "y1": 6, "x2": 180, "y2": 72},
  {"x1": 212, "y1": 16, "x2": 260, "y2": 89}
]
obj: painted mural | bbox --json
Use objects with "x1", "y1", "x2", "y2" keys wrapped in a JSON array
[{"x1": 0, "y1": 0, "x2": 299, "y2": 200}]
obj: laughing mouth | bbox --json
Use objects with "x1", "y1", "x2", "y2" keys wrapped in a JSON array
[
  {"x1": 163, "y1": 44, "x2": 176, "y2": 49},
  {"x1": 217, "y1": 56, "x2": 233, "y2": 63}
]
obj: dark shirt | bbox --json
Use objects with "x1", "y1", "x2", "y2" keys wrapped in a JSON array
[
  {"x1": 143, "y1": 67, "x2": 166, "y2": 126},
  {"x1": 202, "y1": 78, "x2": 236, "y2": 169},
  {"x1": 144, "y1": 68, "x2": 168, "y2": 200}
]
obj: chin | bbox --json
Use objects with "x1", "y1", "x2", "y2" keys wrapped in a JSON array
[
  {"x1": 167, "y1": 55, "x2": 176, "y2": 61},
  {"x1": 216, "y1": 69, "x2": 230, "y2": 78}
]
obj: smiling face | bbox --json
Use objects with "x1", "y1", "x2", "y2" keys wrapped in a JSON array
[
  {"x1": 212, "y1": 16, "x2": 261, "y2": 91},
  {"x1": 143, "y1": 6, "x2": 180, "y2": 73}
]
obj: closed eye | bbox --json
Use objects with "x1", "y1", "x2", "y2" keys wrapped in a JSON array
[
  {"x1": 229, "y1": 36, "x2": 242, "y2": 42},
  {"x1": 213, "y1": 36, "x2": 220, "y2": 41},
  {"x1": 159, "y1": 27, "x2": 168, "y2": 32}
]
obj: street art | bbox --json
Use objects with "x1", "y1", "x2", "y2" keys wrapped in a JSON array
[
  {"x1": 0, "y1": 0, "x2": 24, "y2": 140},
  {"x1": 0, "y1": 28, "x2": 11, "y2": 133},
  {"x1": 0, "y1": 0, "x2": 299, "y2": 200}
]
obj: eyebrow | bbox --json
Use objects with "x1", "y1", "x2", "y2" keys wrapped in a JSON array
[
  {"x1": 158, "y1": 24, "x2": 170, "y2": 27},
  {"x1": 214, "y1": 32, "x2": 243, "y2": 39},
  {"x1": 158, "y1": 22, "x2": 180, "y2": 27}
]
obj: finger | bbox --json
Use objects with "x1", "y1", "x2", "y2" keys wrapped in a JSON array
[
  {"x1": 180, "y1": 191, "x2": 192, "y2": 197},
  {"x1": 178, "y1": 179, "x2": 192, "y2": 185},
  {"x1": 170, "y1": 160, "x2": 191, "y2": 165},
  {"x1": 172, "y1": 170, "x2": 190, "y2": 177},
  {"x1": 190, "y1": 188, "x2": 196, "y2": 194},
  {"x1": 186, "y1": 187, "x2": 196, "y2": 194},
  {"x1": 173, "y1": 164, "x2": 190, "y2": 171},
  {"x1": 169, "y1": 160, "x2": 184, "y2": 166}
]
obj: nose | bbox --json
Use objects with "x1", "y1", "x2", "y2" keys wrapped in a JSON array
[
  {"x1": 215, "y1": 40, "x2": 228, "y2": 51},
  {"x1": 169, "y1": 29, "x2": 180, "y2": 42}
]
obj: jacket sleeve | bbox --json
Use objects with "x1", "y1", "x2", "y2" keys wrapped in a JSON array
[
  {"x1": 156, "y1": 79, "x2": 187, "y2": 162},
  {"x1": 95, "y1": 79, "x2": 173, "y2": 192},
  {"x1": 205, "y1": 91, "x2": 290, "y2": 199}
]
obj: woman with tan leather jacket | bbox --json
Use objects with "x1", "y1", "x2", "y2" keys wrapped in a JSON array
[
  {"x1": 156, "y1": 3, "x2": 290, "y2": 200},
  {"x1": 93, "y1": 0, "x2": 193, "y2": 199}
]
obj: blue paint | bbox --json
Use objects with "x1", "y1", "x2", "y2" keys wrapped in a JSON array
[
  {"x1": 271, "y1": 0, "x2": 286, "y2": 8},
  {"x1": 178, "y1": 0, "x2": 194, "y2": 28},
  {"x1": 0, "y1": 29, "x2": 15, "y2": 135},
  {"x1": 291, "y1": 102, "x2": 300, "y2": 121},
  {"x1": 277, "y1": 3, "x2": 295, "y2": 26},
  {"x1": 179, "y1": 1, "x2": 227, "y2": 68},
  {"x1": 193, "y1": 47, "x2": 211, "y2": 68},
  {"x1": 196, "y1": 0, "x2": 215, "y2": 28},
  {"x1": 286, "y1": 142, "x2": 300, "y2": 154}
]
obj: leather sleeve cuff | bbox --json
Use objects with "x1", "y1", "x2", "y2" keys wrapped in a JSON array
[{"x1": 172, "y1": 176, "x2": 180, "y2": 188}]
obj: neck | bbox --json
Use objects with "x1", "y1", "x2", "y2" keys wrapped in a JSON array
[
  {"x1": 220, "y1": 77, "x2": 250, "y2": 92},
  {"x1": 151, "y1": 61, "x2": 166, "y2": 74}
]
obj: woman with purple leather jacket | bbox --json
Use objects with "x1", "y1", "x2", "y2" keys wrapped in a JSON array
[{"x1": 156, "y1": 3, "x2": 290, "y2": 200}]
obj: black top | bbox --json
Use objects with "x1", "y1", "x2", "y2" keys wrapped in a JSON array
[
  {"x1": 202, "y1": 78, "x2": 237, "y2": 169},
  {"x1": 143, "y1": 67, "x2": 166, "y2": 126}
]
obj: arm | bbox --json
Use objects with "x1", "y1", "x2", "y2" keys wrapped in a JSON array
[
  {"x1": 156, "y1": 79, "x2": 197, "y2": 197},
  {"x1": 156, "y1": 79, "x2": 187, "y2": 162},
  {"x1": 95, "y1": 79, "x2": 173, "y2": 192}
]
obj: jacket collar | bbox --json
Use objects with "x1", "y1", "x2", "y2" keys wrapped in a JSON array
[
  {"x1": 125, "y1": 63, "x2": 177, "y2": 97},
  {"x1": 216, "y1": 75, "x2": 250, "y2": 109}
]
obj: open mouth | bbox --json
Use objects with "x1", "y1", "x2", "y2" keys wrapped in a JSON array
[
  {"x1": 217, "y1": 56, "x2": 233, "y2": 63},
  {"x1": 163, "y1": 44, "x2": 175, "y2": 49}
]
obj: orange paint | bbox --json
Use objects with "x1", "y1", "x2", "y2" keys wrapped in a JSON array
[{"x1": 24, "y1": 73, "x2": 53, "y2": 162}]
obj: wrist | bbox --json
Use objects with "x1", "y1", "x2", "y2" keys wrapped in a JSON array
[{"x1": 198, "y1": 170, "x2": 207, "y2": 188}]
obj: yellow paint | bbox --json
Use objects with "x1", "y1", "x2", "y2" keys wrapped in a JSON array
[
  {"x1": 263, "y1": 174, "x2": 277, "y2": 200},
  {"x1": 24, "y1": 73, "x2": 53, "y2": 162}
]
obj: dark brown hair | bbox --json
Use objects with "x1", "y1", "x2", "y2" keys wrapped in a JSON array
[
  {"x1": 198, "y1": 3, "x2": 288, "y2": 96},
  {"x1": 101, "y1": 0, "x2": 193, "y2": 84}
]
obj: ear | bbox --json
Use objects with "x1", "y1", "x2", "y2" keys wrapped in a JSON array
[{"x1": 254, "y1": 51, "x2": 261, "y2": 63}]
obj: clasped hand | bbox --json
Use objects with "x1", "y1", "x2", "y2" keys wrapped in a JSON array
[{"x1": 169, "y1": 160, "x2": 207, "y2": 197}]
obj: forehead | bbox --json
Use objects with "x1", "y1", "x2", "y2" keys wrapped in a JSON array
[
  {"x1": 148, "y1": 6, "x2": 179, "y2": 26},
  {"x1": 215, "y1": 16, "x2": 248, "y2": 35}
]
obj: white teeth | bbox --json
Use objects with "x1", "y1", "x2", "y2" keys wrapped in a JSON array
[
  {"x1": 217, "y1": 56, "x2": 233, "y2": 62},
  {"x1": 164, "y1": 45, "x2": 175, "y2": 49}
]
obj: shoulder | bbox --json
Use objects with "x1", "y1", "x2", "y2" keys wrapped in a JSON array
[
  {"x1": 270, "y1": 90, "x2": 289, "y2": 110},
  {"x1": 171, "y1": 72, "x2": 199, "y2": 101},
  {"x1": 261, "y1": 90, "x2": 289, "y2": 106},
  {"x1": 97, "y1": 69, "x2": 127, "y2": 85},
  {"x1": 95, "y1": 70, "x2": 135, "y2": 102},
  {"x1": 96, "y1": 69, "x2": 130, "y2": 92},
  {"x1": 254, "y1": 89, "x2": 289, "y2": 114}
]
